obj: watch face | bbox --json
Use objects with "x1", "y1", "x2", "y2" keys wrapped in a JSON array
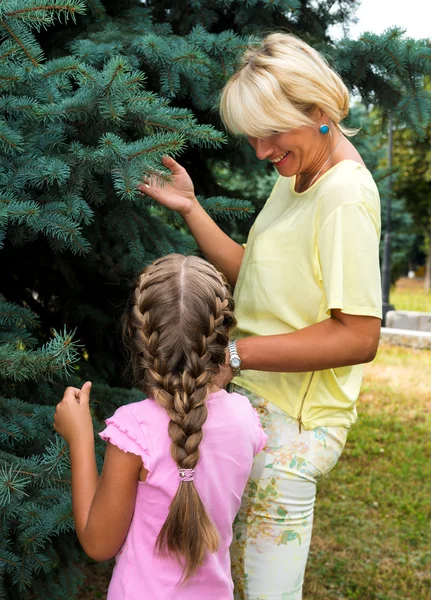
[{"x1": 231, "y1": 357, "x2": 241, "y2": 369}]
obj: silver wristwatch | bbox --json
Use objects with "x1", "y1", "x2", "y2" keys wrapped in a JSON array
[{"x1": 228, "y1": 340, "x2": 242, "y2": 376}]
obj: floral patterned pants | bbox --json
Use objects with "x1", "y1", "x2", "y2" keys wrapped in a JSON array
[{"x1": 230, "y1": 386, "x2": 349, "y2": 600}]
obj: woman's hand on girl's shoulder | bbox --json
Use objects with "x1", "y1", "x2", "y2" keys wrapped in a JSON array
[{"x1": 213, "y1": 363, "x2": 234, "y2": 390}]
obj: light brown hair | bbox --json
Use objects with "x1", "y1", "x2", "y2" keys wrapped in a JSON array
[{"x1": 122, "y1": 254, "x2": 236, "y2": 581}]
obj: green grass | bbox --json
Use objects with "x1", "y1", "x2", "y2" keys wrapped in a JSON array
[
  {"x1": 304, "y1": 345, "x2": 431, "y2": 600},
  {"x1": 390, "y1": 287, "x2": 431, "y2": 312}
]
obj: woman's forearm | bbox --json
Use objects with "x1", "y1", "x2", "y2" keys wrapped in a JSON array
[
  {"x1": 69, "y1": 437, "x2": 99, "y2": 549},
  {"x1": 237, "y1": 313, "x2": 380, "y2": 373},
  {"x1": 183, "y1": 200, "x2": 245, "y2": 287}
]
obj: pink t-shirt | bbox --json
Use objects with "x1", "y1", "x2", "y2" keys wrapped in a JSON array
[{"x1": 99, "y1": 389, "x2": 267, "y2": 600}]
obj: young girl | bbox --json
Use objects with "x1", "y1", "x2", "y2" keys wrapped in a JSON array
[{"x1": 54, "y1": 254, "x2": 267, "y2": 600}]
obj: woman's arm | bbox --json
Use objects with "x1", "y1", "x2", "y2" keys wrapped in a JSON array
[
  {"x1": 237, "y1": 311, "x2": 381, "y2": 373},
  {"x1": 138, "y1": 156, "x2": 244, "y2": 286},
  {"x1": 182, "y1": 201, "x2": 245, "y2": 286},
  {"x1": 54, "y1": 384, "x2": 143, "y2": 561}
]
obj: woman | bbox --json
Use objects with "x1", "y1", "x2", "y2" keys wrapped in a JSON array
[{"x1": 139, "y1": 33, "x2": 382, "y2": 600}]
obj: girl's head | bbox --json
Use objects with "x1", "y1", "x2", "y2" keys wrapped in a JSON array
[
  {"x1": 219, "y1": 33, "x2": 354, "y2": 179},
  {"x1": 123, "y1": 253, "x2": 236, "y2": 580}
]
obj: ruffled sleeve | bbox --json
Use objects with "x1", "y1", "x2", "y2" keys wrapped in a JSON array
[
  {"x1": 99, "y1": 405, "x2": 151, "y2": 471},
  {"x1": 253, "y1": 407, "x2": 268, "y2": 454}
]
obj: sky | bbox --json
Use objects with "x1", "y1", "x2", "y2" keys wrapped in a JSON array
[{"x1": 329, "y1": 0, "x2": 429, "y2": 40}]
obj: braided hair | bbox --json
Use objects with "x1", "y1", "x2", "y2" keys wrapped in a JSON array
[{"x1": 123, "y1": 254, "x2": 236, "y2": 580}]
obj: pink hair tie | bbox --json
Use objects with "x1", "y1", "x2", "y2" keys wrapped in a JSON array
[{"x1": 178, "y1": 468, "x2": 195, "y2": 482}]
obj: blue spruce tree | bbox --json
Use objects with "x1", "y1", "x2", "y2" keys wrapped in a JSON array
[{"x1": 1, "y1": 1, "x2": 430, "y2": 598}]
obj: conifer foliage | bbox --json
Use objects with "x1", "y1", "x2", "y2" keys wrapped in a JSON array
[
  {"x1": 1, "y1": 1, "x2": 431, "y2": 598},
  {"x1": 0, "y1": 2, "x2": 253, "y2": 597}
]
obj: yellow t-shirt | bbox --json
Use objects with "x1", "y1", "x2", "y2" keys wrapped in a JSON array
[{"x1": 233, "y1": 159, "x2": 382, "y2": 430}]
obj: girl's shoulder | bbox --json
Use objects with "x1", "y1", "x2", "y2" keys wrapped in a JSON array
[
  {"x1": 112, "y1": 391, "x2": 253, "y2": 422},
  {"x1": 104, "y1": 390, "x2": 267, "y2": 459},
  {"x1": 205, "y1": 389, "x2": 257, "y2": 426},
  {"x1": 207, "y1": 389, "x2": 267, "y2": 453},
  {"x1": 105, "y1": 399, "x2": 167, "y2": 436},
  {"x1": 100, "y1": 401, "x2": 155, "y2": 468},
  {"x1": 207, "y1": 388, "x2": 252, "y2": 410}
]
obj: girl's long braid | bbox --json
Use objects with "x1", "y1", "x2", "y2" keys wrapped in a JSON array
[{"x1": 124, "y1": 254, "x2": 236, "y2": 580}]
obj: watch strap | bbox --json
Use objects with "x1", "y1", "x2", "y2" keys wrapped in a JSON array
[{"x1": 228, "y1": 340, "x2": 241, "y2": 375}]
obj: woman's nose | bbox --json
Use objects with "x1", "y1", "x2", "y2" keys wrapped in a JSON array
[{"x1": 254, "y1": 138, "x2": 273, "y2": 161}]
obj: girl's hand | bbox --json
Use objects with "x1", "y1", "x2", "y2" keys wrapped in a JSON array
[
  {"x1": 54, "y1": 382, "x2": 93, "y2": 447},
  {"x1": 137, "y1": 156, "x2": 198, "y2": 216}
]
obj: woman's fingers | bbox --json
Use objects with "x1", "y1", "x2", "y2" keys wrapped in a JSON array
[
  {"x1": 137, "y1": 156, "x2": 181, "y2": 194},
  {"x1": 137, "y1": 178, "x2": 157, "y2": 195},
  {"x1": 161, "y1": 154, "x2": 181, "y2": 172}
]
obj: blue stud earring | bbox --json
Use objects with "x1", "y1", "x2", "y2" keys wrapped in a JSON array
[{"x1": 319, "y1": 124, "x2": 330, "y2": 134}]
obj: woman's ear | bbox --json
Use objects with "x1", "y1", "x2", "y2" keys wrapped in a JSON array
[{"x1": 309, "y1": 106, "x2": 325, "y2": 122}]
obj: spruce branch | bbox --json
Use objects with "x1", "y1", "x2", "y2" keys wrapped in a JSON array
[
  {"x1": 83, "y1": 0, "x2": 105, "y2": 19},
  {"x1": 0, "y1": 298, "x2": 40, "y2": 330},
  {"x1": 41, "y1": 57, "x2": 99, "y2": 85},
  {"x1": 198, "y1": 196, "x2": 255, "y2": 220},
  {"x1": 5, "y1": 200, "x2": 40, "y2": 228},
  {"x1": 0, "y1": 119, "x2": 24, "y2": 154},
  {"x1": 0, "y1": 327, "x2": 80, "y2": 381},
  {"x1": 38, "y1": 211, "x2": 91, "y2": 254},
  {"x1": 0, "y1": 18, "x2": 44, "y2": 67},
  {"x1": 0, "y1": 95, "x2": 41, "y2": 120},
  {"x1": 0, "y1": 465, "x2": 32, "y2": 507},
  {"x1": 39, "y1": 437, "x2": 70, "y2": 476},
  {"x1": 1, "y1": 1, "x2": 87, "y2": 25}
]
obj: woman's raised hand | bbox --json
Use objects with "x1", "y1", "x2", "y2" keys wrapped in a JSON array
[{"x1": 137, "y1": 155, "x2": 197, "y2": 216}]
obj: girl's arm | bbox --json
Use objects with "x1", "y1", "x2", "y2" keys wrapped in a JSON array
[
  {"x1": 54, "y1": 384, "x2": 143, "y2": 561},
  {"x1": 71, "y1": 440, "x2": 142, "y2": 561},
  {"x1": 237, "y1": 310, "x2": 381, "y2": 372}
]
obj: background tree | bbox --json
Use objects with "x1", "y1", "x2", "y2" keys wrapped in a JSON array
[
  {"x1": 351, "y1": 104, "x2": 416, "y2": 284},
  {"x1": 1, "y1": 1, "x2": 430, "y2": 598},
  {"x1": 391, "y1": 88, "x2": 431, "y2": 289}
]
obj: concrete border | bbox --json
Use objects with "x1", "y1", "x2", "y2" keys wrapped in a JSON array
[
  {"x1": 385, "y1": 310, "x2": 431, "y2": 332},
  {"x1": 380, "y1": 327, "x2": 431, "y2": 350}
]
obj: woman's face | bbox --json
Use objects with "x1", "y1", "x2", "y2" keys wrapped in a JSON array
[{"x1": 247, "y1": 121, "x2": 328, "y2": 178}]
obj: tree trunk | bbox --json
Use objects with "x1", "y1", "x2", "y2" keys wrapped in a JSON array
[{"x1": 425, "y1": 230, "x2": 431, "y2": 292}]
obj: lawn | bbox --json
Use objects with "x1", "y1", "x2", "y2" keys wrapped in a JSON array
[
  {"x1": 80, "y1": 344, "x2": 431, "y2": 600},
  {"x1": 304, "y1": 344, "x2": 431, "y2": 600},
  {"x1": 390, "y1": 278, "x2": 431, "y2": 312}
]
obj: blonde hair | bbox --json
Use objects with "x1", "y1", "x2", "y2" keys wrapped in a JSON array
[
  {"x1": 220, "y1": 32, "x2": 354, "y2": 137},
  {"x1": 122, "y1": 254, "x2": 236, "y2": 581}
]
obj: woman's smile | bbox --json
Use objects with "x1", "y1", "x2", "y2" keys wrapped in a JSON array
[{"x1": 270, "y1": 151, "x2": 290, "y2": 166}]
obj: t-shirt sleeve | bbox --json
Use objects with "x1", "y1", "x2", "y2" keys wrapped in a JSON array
[
  {"x1": 99, "y1": 405, "x2": 150, "y2": 469},
  {"x1": 318, "y1": 202, "x2": 382, "y2": 319},
  {"x1": 252, "y1": 407, "x2": 268, "y2": 454}
]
